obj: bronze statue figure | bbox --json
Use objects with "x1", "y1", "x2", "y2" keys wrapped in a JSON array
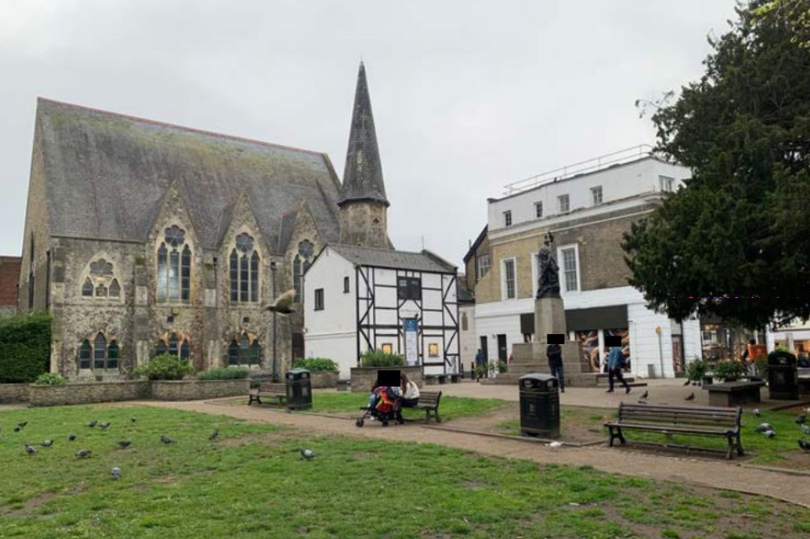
[{"x1": 536, "y1": 232, "x2": 560, "y2": 299}]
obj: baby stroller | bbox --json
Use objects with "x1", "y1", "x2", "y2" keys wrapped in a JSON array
[{"x1": 355, "y1": 386, "x2": 403, "y2": 427}]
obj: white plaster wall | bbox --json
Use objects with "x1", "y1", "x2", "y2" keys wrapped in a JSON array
[
  {"x1": 304, "y1": 247, "x2": 357, "y2": 376},
  {"x1": 627, "y1": 303, "x2": 676, "y2": 378},
  {"x1": 459, "y1": 304, "x2": 477, "y2": 371},
  {"x1": 489, "y1": 158, "x2": 690, "y2": 232}
]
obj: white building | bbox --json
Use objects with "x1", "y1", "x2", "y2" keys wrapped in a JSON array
[
  {"x1": 466, "y1": 146, "x2": 704, "y2": 379},
  {"x1": 304, "y1": 244, "x2": 461, "y2": 378}
]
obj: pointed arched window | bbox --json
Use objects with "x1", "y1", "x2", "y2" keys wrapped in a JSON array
[
  {"x1": 157, "y1": 225, "x2": 190, "y2": 302},
  {"x1": 155, "y1": 333, "x2": 190, "y2": 361},
  {"x1": 168, "y1": 332, "x2": 179, "y2": 356},
  {"x1": 108, "y1": 341, "x2": 120, "y2": 369},
  {"x1": 228, "y1": 340, "x2": 239, "y2": 365},
  {"x1": 82, "y1": 278, "x2": 94, "y2": 297},
  {"x1": 93, "y1": 333, "x2": 107, "y2": 370},
  {"x1": 293, "y1": 240, "x2": 314, "y2": 303},
  {"x1": 228, "y1": 333, "x2": 261, "y2": 366},
  {"x1": 293, "y1": 256, "x2": 302, "y2": 302},
  {"x1": 79, "y1": 340, "x2": 92, "y2": 369},
  {"x1": 109, "y1": 279, "x2": 121, "y2": 298},
  {"x1": 249, "y1": 340, "x2": 261, "y2": 365},
  {"x1": 230, "y1": 233, "x2": 259, "y2": 303},
  {"x1": 180, "y1": 340, "x2": 190, "y2": 361},
  {"x1": 155, "y1": 340, "x2": 167, "y2": 356}
]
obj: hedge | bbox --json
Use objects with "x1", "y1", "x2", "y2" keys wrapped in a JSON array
[
  {"x1": 360, "y1": 350, "x2": 404, "y2": 367},
  {"x1": 0, "y1": 312, "x2": 51, "y2": 383},
  {"x1": 133, "y1": 354, "x2": 195, "y2": 381},
  {"x1": 293, "y1": 358, "x2": 339, "y2": 373}
]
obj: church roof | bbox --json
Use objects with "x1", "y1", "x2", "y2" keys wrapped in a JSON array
[
  {"x1": 338, "y1": 63, "x2": 388, "y2": 207},
  {"x1": 328, "y1": 244, "x2": 455, "y2": 274},
  {"x1": 35, "y1": 98, "x2": 342, "y2": 252}
]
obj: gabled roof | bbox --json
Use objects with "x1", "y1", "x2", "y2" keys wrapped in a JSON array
[
  {"x1": 35, "y1": 98, "x2": 342, "y2": 252},
  {"x1": 0, "y1": 256, "x2": 21, "y2": 308},
  {"x1": 338, "y1": 63, "x2": 388, "y2": 207},
  {"x1": 463, "y1": 225, "x2": 488, "y2": 263},
  {"x1": 328, "y1": 244, "x2": 455, "y2": 274}
]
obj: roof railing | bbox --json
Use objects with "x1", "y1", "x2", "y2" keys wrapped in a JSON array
[{"x1": 502, "y1": 144, "x2": 655, "y2": 196}]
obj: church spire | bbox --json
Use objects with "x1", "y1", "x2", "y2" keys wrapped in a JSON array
[{"x1": 339, "y1": 62, "x2": 388, "y2": 207}]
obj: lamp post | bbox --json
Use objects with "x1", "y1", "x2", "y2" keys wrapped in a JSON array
[{"x1": 270, "y1": 261, "x2": 278, "y2": 382}]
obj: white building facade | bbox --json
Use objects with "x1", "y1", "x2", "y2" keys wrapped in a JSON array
[
  {"x1": 468, "y1": 147, "x2": 704, "y2": 378},
  {"x1": 304, "y1": 244, "x2": 460, "y2": 378}
]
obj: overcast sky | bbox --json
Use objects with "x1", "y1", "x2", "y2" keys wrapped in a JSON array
[{"x1": 0, "y1": 0, "x2": 738, "y2": 267}]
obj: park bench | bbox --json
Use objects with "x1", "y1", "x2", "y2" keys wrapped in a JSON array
[
  {"x1": 248, "y1": 382, "x2": 287, "y2": 406},
  {"x1": 703, "y1": 381, "x2": 765, "y2": 407},
  {"x1": 604, "y1": 402, "x2": 743, "y2": 460},
  {"x1": 798, "y1": 375, "x2": 810, "y2": 397},
  {"x1": 413, "y1": 391, "x2": 443, "y2": 423}
]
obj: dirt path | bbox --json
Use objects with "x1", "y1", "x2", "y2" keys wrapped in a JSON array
[{"x1": 129, "y1": 399, "x2": 810, "y2": 508}]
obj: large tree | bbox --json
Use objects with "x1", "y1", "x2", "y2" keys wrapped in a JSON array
[{"x1": 622, "y1": 0, "x2": 810, "y2": 328}]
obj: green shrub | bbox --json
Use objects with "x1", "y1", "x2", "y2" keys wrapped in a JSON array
[
  {"x1": 0, "y1": 312, "x2": 52, "y2": 383},
  {"x1": 133, "y1": 354, "x2": 195, "y2": 381},
  {"x1": 714, "y1": 360, "x2": 746, "y2": 382},
  {"x1": 197, "y1": 368, "x2": 250, "y2": 381},
  {"x1": 293, "y1": 358, "x2": 339, "y2": 373},
  {"x1": 360, "y1": 349, "x2": 404, "y2": 367},
  {"x1": 474, "y1": 366, "x2": 486, "y2": 379},
  {"x1": 33, "y1": 372, "x2": 66, "y2": 386},
  {"x1": 685, "y1": 359, "x2": 707, "y2": 382},
  {"x1": 497, "y1": 361, "x2": 508, "y2": 373},
  {"x1": 753, "y1": 357, "x2": 768, "y2": 378}
]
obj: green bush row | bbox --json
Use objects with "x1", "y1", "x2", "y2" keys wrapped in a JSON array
[
  {"x1": 0, "y1": 312, "x2": 52, "y2": 383},
  {"x1": 33, "y1": 372, "x2": 66, "y2": 386},
  {"x1": 133, "y1": 354, "x2": 195, "y2": 381},
  {"x1": 360, "y1": 349, "x2": 404, "y2": 367},
  {"x1": 293, "y1": 358, "x2": 339, "y2": 373}
]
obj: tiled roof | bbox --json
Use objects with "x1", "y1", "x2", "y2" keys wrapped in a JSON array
[
  {"x1": 329, "y1": 244, "x2": 455, "y2": 274},
  {"x1": 0, "y1": 256, "x2": 21, "y2": 308},
  {"x1": 36, "y1": 98, "x2": 342, "y2": 252}
]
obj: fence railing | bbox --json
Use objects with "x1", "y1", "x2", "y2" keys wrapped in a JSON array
[{"x1": 503, "y1": 144, "x2": 655, "y2": 196}]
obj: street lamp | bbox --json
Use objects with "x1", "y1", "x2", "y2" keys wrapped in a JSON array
[{"x1": 270, "y1": 261, "x2": 278, "y2": 382}]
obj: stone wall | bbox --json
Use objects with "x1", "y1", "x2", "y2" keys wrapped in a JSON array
[
  {"x1": 0, "y1": 383, "x2": 29, "y2": 403},
  {"x1": 350, "y1": 366, "x2": 423, "y2": 393},
  {"x1": 28, "y1": 380, "x2": 150, "y2": 407},
  {"x1": 150, "y1": 379, "x2": 249, "y2": 401},
  {"x1": 310, "y1": 371, "x2": 338, "y2": 389}
]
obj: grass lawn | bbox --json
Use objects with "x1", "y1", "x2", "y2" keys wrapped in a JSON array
[
  {"x1": 498, "y1": 406, "x2": 810, "y2": 468},
  {"x1": 1, "y1": 405, "x2": 809, "y2": 538},
  {"x1": 305, "y1": 391, "x2": 508, "y2": 422}
]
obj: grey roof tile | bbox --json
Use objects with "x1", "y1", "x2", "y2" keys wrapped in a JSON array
[{"x1": 329, "y1": 244, "x2": 455, "y2": 274}]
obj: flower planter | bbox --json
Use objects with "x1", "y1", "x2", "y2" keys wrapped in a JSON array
[
  {"x1": 28, "y1": 380, "x2": 150, "y2": 407},
  {"x1": 309, "y1": 371, "x2": 338, "y2": 389},
  {"x1": 350, "y1": 366, "x2": 423, "y2": 393},
  {"x1": 150, "y1": 379, "x2": 250, "y2": 401}
]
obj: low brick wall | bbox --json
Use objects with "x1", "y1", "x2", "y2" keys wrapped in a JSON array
[
  {"x1": 0, "y1": 383, "x2": 29, "y2": 403},
  {"x1": 28, "y1": 380, "x2": 150, "y2": 407},
  {"x1": 350, "y1": 366, "x2": 423, "y2": 393},
  {"x1": 151, "y1": 379, "x2": 250, "y2": 401},
  {"x1": 310, "y1": 372, "x2": 338, "y2": 389}
]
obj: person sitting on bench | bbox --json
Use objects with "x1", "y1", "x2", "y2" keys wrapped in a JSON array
[{"x1": 395, "y1": 373, "x2": 420, "y2": 422}]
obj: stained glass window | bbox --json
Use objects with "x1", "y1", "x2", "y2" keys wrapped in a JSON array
[
  {"x1": 230, "y1": 250, "x2": 238, "y2": 301},
  {"x1": 94, "y1": 333, "x2": 107, "y2": 370},
  {"x1": 157, "y1": 226, "x2": 190, "y2": 302},
  {"x1": 79, "y1": 340, "x2": 92, "y2": 369},
  {"x1": 107, "y1": 341, "x2": 119, "y2": 369}
]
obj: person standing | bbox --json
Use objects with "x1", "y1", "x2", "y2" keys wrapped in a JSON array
[
  {"x1": 606, "y1": 346, "x2": 631, "y2": 394},
  {"x1": 546, "y1": 343, "x2": 565, "y2": 392},
  {"x1": 475, "y1": 348, "x2": 486, "y2": 380}
]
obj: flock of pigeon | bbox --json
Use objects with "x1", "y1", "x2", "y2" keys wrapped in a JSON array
[
  {"x1": 1, "y1": 417, "x2": 318, "y2": 480},
  {"x1": 752, "y1": 407, "x2": 810, "y2": 452}
]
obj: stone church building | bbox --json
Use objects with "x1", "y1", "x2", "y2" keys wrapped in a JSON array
[{"x1": 18, "y1": 63, "x2": 393, "y2": 379}]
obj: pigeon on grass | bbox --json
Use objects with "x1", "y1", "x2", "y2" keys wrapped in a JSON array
[
  {"x1": 76, "y1": 449, "x2": 92, "y2": 459},
  {"x1": 40, "y1": 440, "x2": 53, "y2": 447},
  {"x1": 753, "y1": 409, "x2": 761, "y2": 417},
  {"x1": 68, "y1": 434, "x2": 77, "y2": 442},
  {"x1": 209, "y1": 430, "x2": 219, "y2": 441},
  {"x1": 299, "y1": 448, "x2": 315, "y2": 460},
  {"x1": 99, "y1": 422, "x2": 111, "y2": 430},
  {"x1": 798, "y1": 439, "x2": 810, "y2": 452},
  {"x1": 87, "y1": 421, "x2": 97, "y2": 428},
  {"x1": 160, "y1": 435, "x2": 176, "y2": 445},
  {"x1": 117, "y1": 440, "x2": 132, "y2": 449},
  {"x1": 111, "y1": 467, "x2": 122, "y2": 481},
  {"x1": 755, "y1": 423, "x2": 773, "y2": 433},
  {"x1": 25, "y1": 444, "x2": 37, "y2": 455}
]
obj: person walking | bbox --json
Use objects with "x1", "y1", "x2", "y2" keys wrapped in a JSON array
[
  {"x1": 475, "y1": 348, "x2": 486, "y2": 380},
  {"x1": 546, "y1": 342, "x2": 565, "y2": 392},
  {"x1": 606, "y1": 346, "x2": 631, "y2": 394}
]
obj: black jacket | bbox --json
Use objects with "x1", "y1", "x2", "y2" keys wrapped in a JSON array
[{"x1": 546, "y1": 344, "x2": 563, "y2": 368}]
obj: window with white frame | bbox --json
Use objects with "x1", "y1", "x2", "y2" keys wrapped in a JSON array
[
  {"x1": 591, "y1": 186, "x2": 603, "y2": 206},
  {"x1": 534, "y1": 201, "x2": 543, "y2": 219},
  {"x1": 502, "y1": 258, "x2": 516, "y2": 300},
  {"x1": 503, "y1": 211, "x2": 512, "y2": 227},
  {"x1": 558, "y1": 194, "x2": 570, "y2": 213},
  {"x1": 559, "y1": 246, "x2": 580, "y2": 293},
  {"x1": 659, "y1": 176, "x2": 674, "y2": 193},
  {"x1": 476, "y1": 254, "x2": 491, "y2": 281}
]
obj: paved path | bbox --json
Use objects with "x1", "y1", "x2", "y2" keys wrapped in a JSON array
[{"x1": 134, "y1": 398, "x2": 810, "y2": 508}]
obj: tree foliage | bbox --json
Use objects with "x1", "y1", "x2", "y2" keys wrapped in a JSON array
[
  {"x1": 623, "y1": 0, "x2": 810, "y2": 328},
  {"x1": 0, "y1": 312, "x2": 51, "y2": 383}
]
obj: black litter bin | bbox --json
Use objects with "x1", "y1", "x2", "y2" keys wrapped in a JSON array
[
  {"x1": 768, "y1": 350, "x2": 798, "y2": 400},
  {"x1": 519, "y1": 373, "x2": 560, "y2": 438},
  {"x1": 286, "y1": 368, "x2": 312, "y2": 410}
]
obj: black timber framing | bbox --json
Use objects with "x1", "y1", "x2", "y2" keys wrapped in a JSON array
[{"x1": 353, "y1": 264, "x2": 460, "y2": 376}]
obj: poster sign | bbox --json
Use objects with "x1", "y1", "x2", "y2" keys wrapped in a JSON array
[{"x1": 404, "y1": 318, "x2": 418, "y2": 366}]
